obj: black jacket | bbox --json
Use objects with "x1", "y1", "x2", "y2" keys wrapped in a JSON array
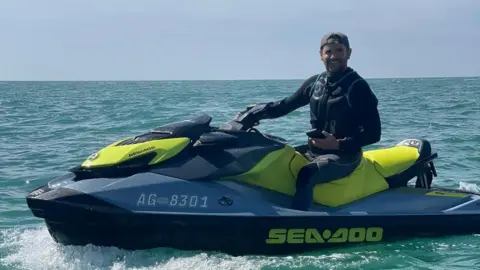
[{"x1": 254, "y1": 67, "x2": 381, "y2": 153}]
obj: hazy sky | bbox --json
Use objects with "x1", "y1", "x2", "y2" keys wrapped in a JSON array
[{"x1": 1, "y1": 0, "x2": 479, "y2": 80}]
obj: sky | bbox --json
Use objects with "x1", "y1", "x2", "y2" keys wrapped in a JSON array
[{"x1": 0, "y1": 0, "x2": 479, "y2": 80}]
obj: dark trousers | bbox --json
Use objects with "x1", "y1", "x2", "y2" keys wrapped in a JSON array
[{"x1": 291, "y1": 148, "x2": 363, "y2": 211}]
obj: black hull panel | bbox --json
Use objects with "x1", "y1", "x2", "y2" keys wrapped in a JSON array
[{"x1": 44, "y1": 211, "x2": 480, "y2": 256}]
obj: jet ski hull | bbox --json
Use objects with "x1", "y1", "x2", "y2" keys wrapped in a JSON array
[
  {"x1": 40, "y1": 211, "x2": 480, "y2": 255},
  {"x1": 27, "y1": 173, "x2": 480, "y2": 255}
]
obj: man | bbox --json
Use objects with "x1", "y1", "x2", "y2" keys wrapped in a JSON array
[{"x1": 249, "y1": 32, "x2": 381, "y2": 210}]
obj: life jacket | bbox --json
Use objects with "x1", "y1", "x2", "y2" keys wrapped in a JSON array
[{"x1": 309, "y1": 69, "x2": 365, "y2": 152}]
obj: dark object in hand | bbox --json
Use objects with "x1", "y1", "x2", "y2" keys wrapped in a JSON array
[{"x1": 306, "y1": 129, "x2": 326, "y2": 139}]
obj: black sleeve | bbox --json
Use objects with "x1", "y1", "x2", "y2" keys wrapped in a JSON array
[
  {"x1": 254, "y1": 74, "x2": 319, "y2": 120},
  {"x1": 338, "y1": 79, "x2": 381, "y2": 152}
]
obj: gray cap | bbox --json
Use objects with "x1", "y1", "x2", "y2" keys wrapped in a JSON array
[{"x1": 320, "y1": 32, "x2": 350, "y2": 49}]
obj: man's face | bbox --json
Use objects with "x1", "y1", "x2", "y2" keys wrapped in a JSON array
[{"x1": 320, "y1": 43, "x2": 351, "y2": 73}]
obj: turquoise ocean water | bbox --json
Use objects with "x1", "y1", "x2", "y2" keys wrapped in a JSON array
[{"x1": 0, "y1": 77, "x2": 479, "y2": 270}]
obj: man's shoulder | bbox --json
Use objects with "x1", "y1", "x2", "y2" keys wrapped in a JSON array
[
  {"x1": 347, "y1": 69, "x2": 371, "y2": 89},
  {"x1": 345, "y1": 69, "x2": 378, "y2": 106},
  {"x1": 293, "y1": 73, "x2": 325, "y2": 97}
]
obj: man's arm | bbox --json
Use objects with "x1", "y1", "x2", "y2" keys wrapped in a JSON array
[
  {"x1": 337, "y1": 79, "x2": 381, "y2": 152},
  {"x1": 252, "y1": 74, "x2": 319, "y2": 120}
]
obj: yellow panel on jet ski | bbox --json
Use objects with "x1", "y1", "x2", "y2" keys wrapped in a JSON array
[
  {"x1": 426, "y1": 190, "x2": 468, "y2": 198},
  {"x1": 363, "y1": 145, "x2": 420, "y2": 178},
  {"x1": 312, "y1": 156, "x2": 389, "y2": 207},
  {"x1": 313, "y1": 145, "x2": 421, "y2": 207},
  {"x1": 81, "y1": 137, "x2": 190, "y2": 168},
  {"x1": 228, "y1": 143, "x2": 422, "y2": 208},
  {"x1": 225, "y1": 145, "x2": 307, "y2": 196}
]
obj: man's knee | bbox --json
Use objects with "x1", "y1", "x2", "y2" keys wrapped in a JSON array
[
  {"x1": 296, "y1": 152, "x2": 362, "y2": 185},
  {"x1": 296, "y1": 163, "x2": 321, "y2": 187}
]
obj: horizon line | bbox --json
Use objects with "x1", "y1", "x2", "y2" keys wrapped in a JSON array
[{"x1": 0, "y1": 74, "x2": 478, "y2": 82}]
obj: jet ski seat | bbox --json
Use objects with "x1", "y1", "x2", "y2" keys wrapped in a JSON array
[{"x1": 311, "y1": 139, "x2": 437, "y2": 207}]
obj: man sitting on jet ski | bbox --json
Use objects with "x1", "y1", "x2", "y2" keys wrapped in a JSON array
[{"x1": 246, "y1": 32, "x2": 382, "y2": 211}]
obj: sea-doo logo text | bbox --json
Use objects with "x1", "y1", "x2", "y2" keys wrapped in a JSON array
[
  {"x1": 266, "y1": 227, "x2": 383, "y2": 244},
  {"x1": 128, "y1": 146, "x2": 155, "y2": 157}
]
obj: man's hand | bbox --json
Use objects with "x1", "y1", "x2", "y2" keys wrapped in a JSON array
[{"x1": 309, "y1": 131, "x2": 339, "y2": 150}]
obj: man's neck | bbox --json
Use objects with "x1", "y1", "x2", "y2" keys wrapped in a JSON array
[{"x1": 326, "y1": 66, "x2": 351, "y2": 82}]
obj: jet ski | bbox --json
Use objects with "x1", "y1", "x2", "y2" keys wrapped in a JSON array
[{"x1": 26, "y1": 104, "x2": 480, "y2": 255}]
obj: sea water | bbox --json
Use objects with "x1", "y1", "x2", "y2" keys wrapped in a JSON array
[{"x1": 1, "y1": 77, "x2": 479, "y2": 270}]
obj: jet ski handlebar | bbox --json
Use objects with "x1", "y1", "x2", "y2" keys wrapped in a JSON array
[
  {"x1": 220, "y1": 103, "x2": 270, "y2": 132},
  {"x1": 216, "y1": 104, "x2": 289, "y2": 144},
  {"x1": 225, "y1": 104, "x2": 325, "y2": 141}
]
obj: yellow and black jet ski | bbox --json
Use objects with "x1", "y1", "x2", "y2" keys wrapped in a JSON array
[{"x1": 26, "y1": 104, "x2": 480, "y2": 255}]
